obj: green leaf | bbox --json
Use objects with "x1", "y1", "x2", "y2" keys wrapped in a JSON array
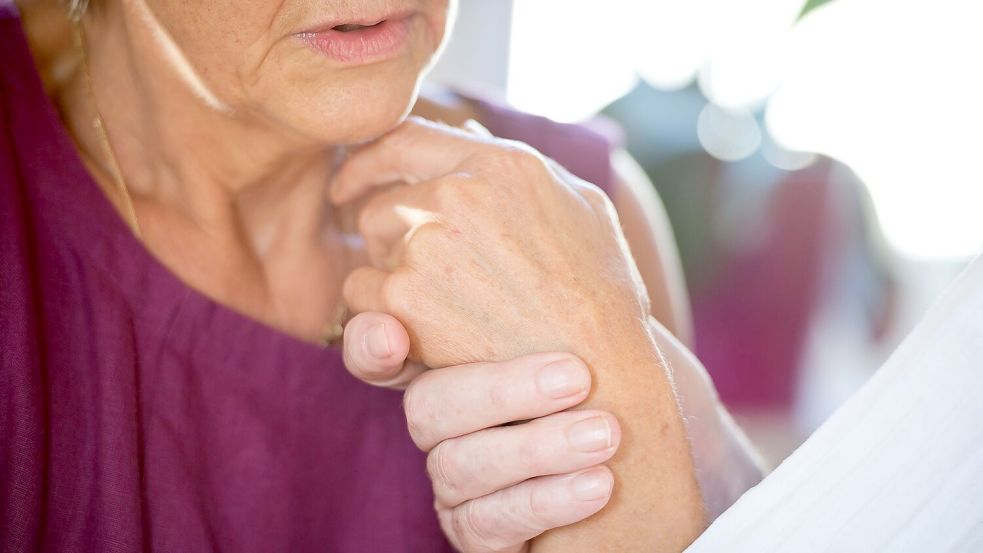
[{"x1": 797, "y1": 0, "x2": 835, "y2": 20}]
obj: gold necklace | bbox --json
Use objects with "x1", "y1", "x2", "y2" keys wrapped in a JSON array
[
  {"x1": 73, "y1": 20, "x2": 143, "y2": 238},
  {"x1": 72, "y1": 17, "x2": 349, "y2": 345}
]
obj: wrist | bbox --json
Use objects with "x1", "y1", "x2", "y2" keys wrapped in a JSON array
[
  {"x1": 532, "y1": 304, "x2": 708, "y2": 550},
  {"x1": 567, "y1": 313, "x2": 680, "y2": 414},
  {"x1": 555, "y1": 291, "x2": 653, "y2": 358}
]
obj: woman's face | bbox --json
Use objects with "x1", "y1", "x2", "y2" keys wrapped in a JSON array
[{"x1": 136, "y1": 0, "x2": 454, "y2": 144}]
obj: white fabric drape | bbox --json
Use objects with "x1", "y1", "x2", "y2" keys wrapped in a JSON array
[{"x1": 687, "y1": 254, "x2": 983, "y2": 552}]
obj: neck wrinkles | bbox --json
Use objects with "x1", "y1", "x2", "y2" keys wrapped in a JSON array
[{"x1": 68, "y1": 2, "x2": 341, "y2": 236}]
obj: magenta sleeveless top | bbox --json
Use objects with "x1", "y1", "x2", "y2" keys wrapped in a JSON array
[{"x1": 0, "y1": 4, "x2": 615, "y2": 551}]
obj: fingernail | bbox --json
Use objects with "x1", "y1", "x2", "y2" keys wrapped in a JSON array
[
  {"x1": 571, "y1": 469, "x2": 613, "y2": 501},
  {"x1": 568, "y1": 416, "x2": 613, "y2": 453},
  {"x1": 365, "y1": 323, "x2": 392, "y2": 359},
  {"x1": 537, "y1": 359, "x2": 588, "y2": 399}
]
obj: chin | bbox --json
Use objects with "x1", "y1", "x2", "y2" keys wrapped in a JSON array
[
  {"x1": 312, "y1": 81, "x2": 421, "y2": 145},
  {"x1": 257, "y1": 74, "x2": 423, "y2": 146},
  {"x1": 254, "y1": 31, "x2": 436, "y2": 146}
]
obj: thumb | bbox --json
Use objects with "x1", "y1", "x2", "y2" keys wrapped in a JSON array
[{"x1": 342, "y1": 311, "x2": 424, "y2": 389}]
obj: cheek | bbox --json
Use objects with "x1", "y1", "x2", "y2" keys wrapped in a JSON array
[
  {"x1": 426, "y1": 0, "x2": 454, "y2": 52},
  {"x1": 139, "y1": 0, "x2": 282, "y2": 105}
]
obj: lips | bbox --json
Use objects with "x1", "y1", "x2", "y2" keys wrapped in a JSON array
[
  {"x1": 332, "y1": 21, "x2": 382, "y2": 32},
  {"x1": 298, "y1": 12, "x2": 415, "y2": 65}
]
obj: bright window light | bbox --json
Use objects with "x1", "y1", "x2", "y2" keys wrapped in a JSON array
[
  {"x1": 766, "y1": 0, "x2": 983, "y2": 259},
  {"x1": 508, "y1": 0, "x2": 983, "y2": 259},
  {"x1": 507, "y1": 0, "x2": 638, "y2": 122}
]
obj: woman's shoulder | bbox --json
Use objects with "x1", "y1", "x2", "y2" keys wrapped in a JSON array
[
  {"x1": 413, "y1": 86, "x2": 622, "y2": 195},
  {"x1": 0, "y1": 1, "x2": 16, "y2": 19}
]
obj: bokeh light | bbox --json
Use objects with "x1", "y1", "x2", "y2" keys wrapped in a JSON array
[
  {"x1": 696, "y1": 104, "x2": 762, "y2": 162},
  {"x1": 507, "y1": 0, "x2": 983, "y2": 259}
]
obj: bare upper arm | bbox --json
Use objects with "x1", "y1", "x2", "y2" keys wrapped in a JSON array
[{"x1": 609, "y1": 149, "x2": 694, "y2": 347}]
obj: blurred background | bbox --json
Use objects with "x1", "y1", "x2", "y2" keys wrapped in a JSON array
[{"x1": 428, "y1": 0, "x2": 983, "y2": 465}]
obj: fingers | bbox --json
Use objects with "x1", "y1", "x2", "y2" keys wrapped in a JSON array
[
  {"x1": 439, "y1": 466, "x2": 615, "y2": 553},
  {"x1": 341, "y1": 311, "x2": 423, "y2": 389},
  {"x1": 428, "y1": 410, "x2": 621, "y2": 508},
  {"x1": 330, "y1": 116, "x2": 490, "y2": 204},
  {"x1": 403, "y1": 352, "x2": 592, "y2": 451},
  {"x1": 342, "y1": 266, "x2": 390, "y2": 313},
  {"x1": 355, "y1": 181, "x2": 444, "y2": 266}
]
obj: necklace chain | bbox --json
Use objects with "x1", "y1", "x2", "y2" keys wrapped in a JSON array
[
  {"x1": 71, "y1": 17, "x2": 349, "y2": 345},
  {"x1": 73, "y1": 20, "x2": 143, "y2": 239}
]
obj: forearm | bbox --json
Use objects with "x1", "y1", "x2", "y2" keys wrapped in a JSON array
[
  {"x1": 647, "y1": 317, "x2": 765, "y2": 519},
  {"x1": 531, "y1": 317, "x2": 707, "y2": 552}
]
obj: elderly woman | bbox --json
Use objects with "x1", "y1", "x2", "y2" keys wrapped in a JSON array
[{"x1": 1, "y1": 0, "x2": 762, "y2": 551}]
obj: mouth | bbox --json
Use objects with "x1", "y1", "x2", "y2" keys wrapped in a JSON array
[
  {"x1": 298, "y1": 12, "x2": 416, "y2": 65},
  {"x1": 332, "y1": 21, "x2": 383, "y2": 32}
]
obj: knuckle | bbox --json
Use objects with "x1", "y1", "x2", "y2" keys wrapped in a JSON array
[
  {"x1": 526, "y1": 481, "x2": 554, "y2": 526},
  {"x1": 505, "y1": 144, "x2": 544, "y2": 171},
  {"x1": 407, "y1": 220, "x2": 445, "y2": 248},
  {"x1": 437, "y1": 508, "x2": 466, "y2": 553},
  {"x1": 355, "y1": 203, "x2": 374, "y2": 236},
  {"x1": 579, "y1": 182, "x2": 613, "y2": 212},
  {"x1": 479, "y1": 144, "x2": 545, "y2": 177},
  {"x1": 340, "y1": 272, "x2": 360, "y2": 306},
  {"x1": 403, "y1": 222, "x2": 447, "y2": 267},
  {"x1": 453, "y1": 502, "x2": 497, "y2": 552},
  {"x1": 381, "y1": 272, "x2": 414, "y2": 316},
  {"x1": 577, "y1": 181, "x2": 604, "y2": 202},
  {"x1": 403, "y1": 378, "x2": 435, "y2": 449},
  {"x1": 433, "y1": 174, "x2": 475, "y2": 209},
  {"x1": 485, "y1": 376, "x2": 511, "y2": 411},
  {"x1": 427, "y1": 441, "x2": 461, "y2": 502},
  {"x1": 380, "y1": 275, "x2": 403, "y2": 310},
  {"x1": 401, "y1": 243, "x2": 428, "y2": 272}
]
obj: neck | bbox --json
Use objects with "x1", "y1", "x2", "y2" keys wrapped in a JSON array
[
  {"x1": 62, "y1": 1, "x2": 342, "y2": 250},
  {"x1": 41, "y1": 1, "x2": 359, "y2": 341}
]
